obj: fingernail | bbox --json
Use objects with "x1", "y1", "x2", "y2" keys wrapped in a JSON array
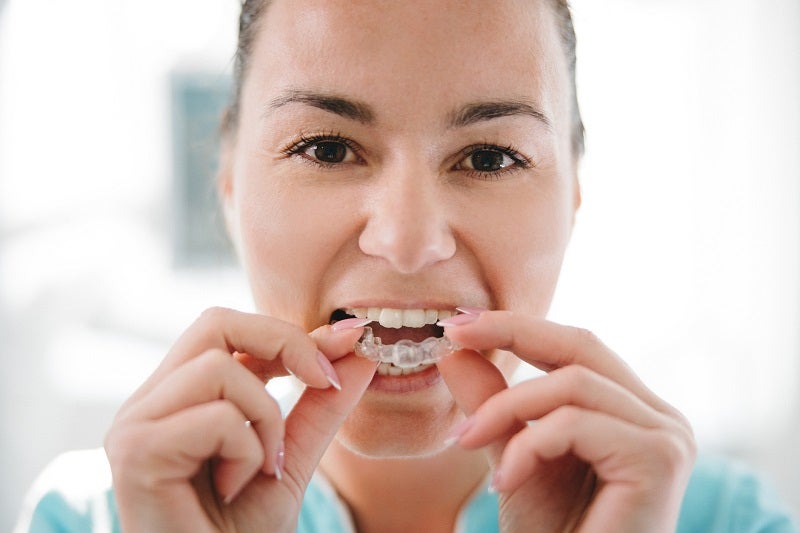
[
  {"x1": 443, "y1": 416, "x2": 475, "y2": 447},
  {"x1": 274, "y1": 441, "x2": 285, "y2": 481},
  {"x1": 332, "y1": 317, "x2": 372, "y2": 331},
  {"x1": 437, "y1": 313, "x2": 480, "y2": 327},
  {"x1": 489, "y1": 469, "x2": 503, "y2": 493},
  {"x1": 317, "y1": 351, "x2": 342, "y2": 391},
  {"x1": 455, "y1": 306, "x2": 487, "y2": 316}
]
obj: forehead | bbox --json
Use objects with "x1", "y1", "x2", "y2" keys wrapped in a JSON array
[{"x1": 245, "y1": 0, "x2": 568, "y2": 128}]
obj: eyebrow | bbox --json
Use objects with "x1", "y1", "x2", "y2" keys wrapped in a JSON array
[
  {"x1": 448, "y1": 100, "x2": 552, "y2": 130},
  {"x1": 267, "y1": 89, "x2": 376, "y2": 124},
  {"x1": 266, "y1": 89, "x2": 551, "y2": 130}
]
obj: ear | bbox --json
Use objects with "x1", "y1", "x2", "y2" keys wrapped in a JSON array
[
  {"x1": 570, "y1": 163, "x2": 582, "y2": 227},
  {"x1": 217, "y1": 137, "x2": 239, "y2": 250}
]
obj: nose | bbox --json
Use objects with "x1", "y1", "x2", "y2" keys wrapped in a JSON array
[{"x1": 358, "y1": 162, "x2": 456, "y2": 274}]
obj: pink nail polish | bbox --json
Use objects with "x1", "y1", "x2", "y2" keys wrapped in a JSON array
[
  {"x1": 331, "y1": 317, "x2": 372, "y2": 331},
  {"x1": 274, "y1": 441, "x2": 285, "y2": 481},
  {"x1": 437, "y1": 313, "x2": 480, "y2": 327},
  {"x1": 455, "y1": 306, "x2": 488, "y2": 316},
  {"x1": 317, "y1": 351, "x2": 342, "y2": 390}
]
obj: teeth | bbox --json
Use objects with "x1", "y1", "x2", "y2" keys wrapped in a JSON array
[
  {"x1": 346, "y1": 307, "x2": 454, "y2": 328},
  {"x1": 376, "y1": 362, "x2": 434, "y2": 376},
  {"x1": 379, "y1": 308, "x2": 404, "y2": 328},
  {"x1": 424, "y1": 309, "x2": 438, "y2": 324},
  {"x1": 403, "y1": 309, "x2": 426, "y2": 328}
]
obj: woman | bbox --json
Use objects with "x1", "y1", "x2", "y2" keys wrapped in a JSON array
[{"x1": 17, "y1": 0, "x2": 796, "y2": 531}]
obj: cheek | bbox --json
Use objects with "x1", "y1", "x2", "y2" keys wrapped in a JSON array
[
  {"x1": 234, "y1": 180, "x2": 345, "y2": 318},
  {"x1": 462, "y1": 188, "x2": 573, "y2": 315}
]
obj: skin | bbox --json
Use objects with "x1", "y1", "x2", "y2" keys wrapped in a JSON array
[{"x1": 104, "y1": 1, "x2": 696, "y2": 532}]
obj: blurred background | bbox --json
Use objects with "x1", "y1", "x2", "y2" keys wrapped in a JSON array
[{"x1": 0, "y1": 0, "x2": 798, "y2": 528}]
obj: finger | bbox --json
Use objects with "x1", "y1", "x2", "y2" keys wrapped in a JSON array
[
  {"x1": 456, "y1": 365, "x2": 670, "y2": 449},
  {"x1": 242, "y1": 324, "x2": 363, "y2": 388},
  {"x1": 110, "y1": 400, "x2": 266, "y2": 504},
  {"x1": 133, "y1": 308, "x2": 334, "y2": 402},
  {"x1": 436, "y1": 349, "x2": 515, "y2": 466},
  {"x1": 281, "y1": 355, "x2": 377, "y2": 494},
  {"x1": 493, "y1": 405, "x2": 693, "y2": 495},
  {"x1": 123, "y1": 349, "x2": 283, "y2": 475},
  {"x1": 437, "y1": 349, "x2": 508, "y2": 415},
  {"x1": 441, "y1": 311, "x2": 668, "y2": 412},
  {"x1": 309, "y1": 324, "x2": 366, "y2": 363}
]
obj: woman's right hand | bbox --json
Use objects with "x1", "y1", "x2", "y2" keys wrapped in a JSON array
[{"x1": 104, "y1": 307, "x2": 376, "y2": 532}]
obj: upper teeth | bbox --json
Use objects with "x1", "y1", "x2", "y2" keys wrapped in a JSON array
[{"x1": 345, "y1": 307, "x2": 454, "y2": 329}]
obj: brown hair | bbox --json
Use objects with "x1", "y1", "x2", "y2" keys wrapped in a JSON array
[{"x1": 222, "y1": 0, "x2": 585, "y2": 157}]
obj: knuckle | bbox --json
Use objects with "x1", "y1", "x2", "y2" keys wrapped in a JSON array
[
  {"x1": 198, "y1": 306, "x2": 231, "y2": 325},
  {"x1": 196, "y1": 348, "x2": 233, "y2": 374},
  {"x1": 210, "y1": 399, "x2": 245, "y2": 424},
  {"x1": 104, "y1": 425, "x2": 159, "y2": 489},
  {"x1": 189, "y1": 307, "x2": 234, "y2": 347},
  {"x1": 552, "y1": 404, "x2": 583, "y2": 427},
  {"x1": 648, "y1": 430, "x2": 695, "y2": 479},
  {"x1": 557, "y1": 364, "x2": 593, "y2": 390},
  {"x1": 573, "y1": 326, "x2": 604, "y2": 349}
]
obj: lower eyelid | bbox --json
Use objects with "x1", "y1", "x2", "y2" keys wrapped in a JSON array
[{"x1": 462, "y1": 165, "x2": 525, "y2": 181}]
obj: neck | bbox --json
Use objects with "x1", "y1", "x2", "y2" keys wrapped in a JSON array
[{"x1": 320, "y1": 440, "x2": 489, "y2": 533}]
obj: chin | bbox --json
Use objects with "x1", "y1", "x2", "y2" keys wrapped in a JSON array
[{"x1": 333, "y1": 391, "x2": 463, "y2": 459}]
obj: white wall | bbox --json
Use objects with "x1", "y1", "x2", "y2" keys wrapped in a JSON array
[
  {"x1": 1, "y1": 0, "x2": 798, "y2": 528},
  {"x1": 560, "y1": 0, "x2": 800, "y2": 512}
]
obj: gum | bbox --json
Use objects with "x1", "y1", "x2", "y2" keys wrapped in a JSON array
[{"x1": 354, "y1": 326, "x2": 458, "y2": 368}]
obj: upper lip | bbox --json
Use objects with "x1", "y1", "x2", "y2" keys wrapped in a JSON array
[{"x1": 335, "y1": 301, "x2": 463, "y2": 311}]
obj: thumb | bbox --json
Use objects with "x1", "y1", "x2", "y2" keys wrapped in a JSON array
[
  {"x1": 437, "y1": 349, "x2": 515, "y2": 466},
  {"x1": 282, "y1": 353, "x2": 376, "y2": 494}
]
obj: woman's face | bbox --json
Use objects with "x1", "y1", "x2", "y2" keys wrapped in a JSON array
[{"x1": 222, "y1": 0, "x2": 580, "y2": 456}]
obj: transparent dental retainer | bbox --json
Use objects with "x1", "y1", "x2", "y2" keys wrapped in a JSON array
[{"x1": 354, "y1": 326, "x2": 458, "y2": 368}]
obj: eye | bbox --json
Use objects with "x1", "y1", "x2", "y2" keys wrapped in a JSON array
[
  {"x1": 463, "y1": 149, "x2": 514, "y2": 172},
  {"x1": 454, "y1": 144, "x2": 531, "y2": 178},
  {"x1": 305, "y1": 140, "x2": 354, "y2": 164},
  {"x1": 284, "y1": 134, "x2": 361, "y2": 167}
]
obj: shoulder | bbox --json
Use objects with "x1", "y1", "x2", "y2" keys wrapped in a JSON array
[
  {"x1": 678, "y1": 455, "x2": 797, "y2": 533},
  {"x1": 14, "y1": 448, "x2": 119, "y2": 533}
]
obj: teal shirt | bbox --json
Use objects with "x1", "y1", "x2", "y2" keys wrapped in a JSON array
[{"x1": 15, "y1": 449, "x2": 797, "y2": 532}]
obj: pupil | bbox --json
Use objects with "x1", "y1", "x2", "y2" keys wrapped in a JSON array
[
  {"x1": 471, "y1": 150, "x2": 503, "y2": 171},
  {"x1": 314, "y1": 141, "x2": 347, "y2": 163}
]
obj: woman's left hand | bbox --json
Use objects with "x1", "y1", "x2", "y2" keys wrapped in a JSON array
[{"x1": 437, "y1": 311, "x2": 696, "y2": 533}]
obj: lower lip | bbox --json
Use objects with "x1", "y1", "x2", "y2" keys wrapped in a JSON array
[{"x1": 367, "y1": 364, "x2": 442, "y2": 393}]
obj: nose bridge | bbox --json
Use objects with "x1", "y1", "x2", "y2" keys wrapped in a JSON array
[{"x1": 358, "y1": 157, "x2": 456, "y2": 273}]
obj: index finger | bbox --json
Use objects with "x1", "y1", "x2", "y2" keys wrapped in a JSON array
[
  {"x1": 441, "y1": 311, "x2": 667, "y2": 412},
  {"x1": 130, "y1": 308, "x2": 331, "y2": 403}
]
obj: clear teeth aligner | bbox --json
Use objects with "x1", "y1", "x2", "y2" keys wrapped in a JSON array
[{"x1": 354, "y1": 326, "x2": 458, "y2": 368}]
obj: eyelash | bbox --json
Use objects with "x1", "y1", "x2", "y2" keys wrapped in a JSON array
[
  {"x1": 282, "y1": 132, "x2": 363, "y2": 168},
  {"x1": 456, "y1": 143, "x2": 532, "y2": 180},
  {"x1": 282, "y1": 133, "x2": 533, "y2": 179}
]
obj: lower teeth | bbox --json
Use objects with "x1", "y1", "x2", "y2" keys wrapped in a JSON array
[
  {"x1": 375, "y1": 362, "x2": 434, "y2": 376},
  {"x1": 354, "y1": 326, "x2": 458, "y2": 369}
]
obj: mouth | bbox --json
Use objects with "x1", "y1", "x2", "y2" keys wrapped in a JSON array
[{"x1": 330, "y1": 307, "x2": 456, "y2": 376}]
